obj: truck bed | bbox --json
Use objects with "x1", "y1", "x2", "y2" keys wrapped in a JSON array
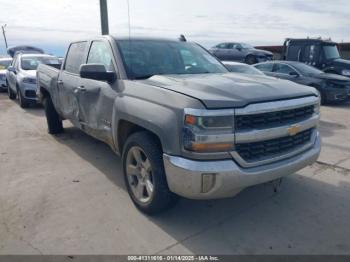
[{"x1": 37, "y1": 63, "x2": 60, "y2": 99}]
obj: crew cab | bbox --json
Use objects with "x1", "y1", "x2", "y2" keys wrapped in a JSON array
[{"x1": 37, "y1": 36, "x2": 321, "y2": 214}]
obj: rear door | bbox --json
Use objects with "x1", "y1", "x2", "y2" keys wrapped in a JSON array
[
  {"x1": 76, "y1": 40, "x2": 118, "y2": 144},
  {"x1": 57, "y1": 41, "x2": 88, "y2": 124}
]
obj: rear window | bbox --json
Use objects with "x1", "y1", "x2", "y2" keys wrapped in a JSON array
[{"x1": 64, "y1": 42, "x2": 88, "y2": 74}]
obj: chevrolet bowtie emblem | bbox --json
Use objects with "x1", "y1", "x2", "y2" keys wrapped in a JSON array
[{"x1": 287, "y1": 125, "x2": 301, "y2": 136}]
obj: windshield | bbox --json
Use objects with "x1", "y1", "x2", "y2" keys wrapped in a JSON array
[
  {"x1": 116, "y1": 40, "x2": 228, "y2": 79},
  {"x1": 323, "y1": 45, "x2": 340, "y2": 60},
  {"x1": 240, "y1": 43, "x2": 253, "y2": 49},
  {"x1": 225, "y1": 63, "x2": 264, "y2": 75},
  {"x1": 0, "y1": 60, "x2": 12, "y2": 70},
  {"x1": 21, "y1": 56, "x2": 60, "y2": 70}
]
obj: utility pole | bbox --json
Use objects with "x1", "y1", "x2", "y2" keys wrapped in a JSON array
[
  {"x1": 99, "y1": 0, "x2": 109, "y2": 35},
  {"x1": 1, "y1": 24, "x2": 8, "y2": 49}
]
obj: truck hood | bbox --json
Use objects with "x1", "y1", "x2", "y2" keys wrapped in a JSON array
[
  {"x1": 22, "y1": 70, "x2": 37, "y2": 78},
  {"x1": 332, "y1": 58, "x2": 350, "y2": 69},
  {"x1": 142, "y1": 73, "x2": 318, "y2": 108},
  {"x1": 313, "y1": 72, "x2": 350, "y2": 82}
]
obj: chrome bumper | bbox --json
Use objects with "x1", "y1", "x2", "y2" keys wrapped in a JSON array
[{"x1": 163, "y1": 132, "x2": 321, "y2": 199}]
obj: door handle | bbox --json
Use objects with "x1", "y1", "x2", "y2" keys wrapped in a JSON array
[{"x1": 77, "y1": 86, "x2": 86, "y2": 92}]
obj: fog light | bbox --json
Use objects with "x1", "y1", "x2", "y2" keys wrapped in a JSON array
[{"x1": 201, "y1": 173, "x2": 216, "y2": 193}]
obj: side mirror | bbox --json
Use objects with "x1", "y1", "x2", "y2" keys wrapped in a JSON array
[
  {"x1": 79, "y1": 64, "x2": 116, "y2": 82},
  {"x1": 7, "y1": 66, "x2": 16, "y2": 73},
  {"x1": 289, "y1": 71, "x2": 299, "y2": 77}
]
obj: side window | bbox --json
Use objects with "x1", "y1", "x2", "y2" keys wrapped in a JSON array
[
  {"x1": 287, "y1": 45, "x2": 302, "y2": 61},
  {"x1": 87, "y1": 41, "x2": 115, "y2": 72},
  {"x1": 273, "y1": 64, "x2": 295, "y2": 74},
  {"x1": 255, "y1": 63, "x2": 273, "y2": 72},
  {"x1": 64, "y1": 42, "x2": 87, "y2": 74},
  {"x1": 217, "y1": 43, "x2": 228, "y2": 49}
]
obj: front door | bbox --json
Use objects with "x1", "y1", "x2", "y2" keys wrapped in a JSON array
[
  {"x1": 271, "y1": 63, "x2": 302, "y2": 83},
  {"x1": 75, "y1": 40, "x2": 118, "y2": 145}
]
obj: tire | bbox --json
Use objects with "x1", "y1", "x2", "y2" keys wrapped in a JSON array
[
  {"x1": 320, "y1": 91, "x2": 328, "y2": 105},
  {"x1": 43, "y1": 95, "x2": 63, "y2": 134},
  {"x1": 122, "y1": 131, "x2": 178, "y2": 214},
  {"x1": 245, "y1": 55, "x2": 257, "y2": 65},
  {"x1": 17, "y1": 86, "x2": 29, "y2": 108},
  {"x1": 7, "y1": 82, "x2": 16, "y2": 100}
]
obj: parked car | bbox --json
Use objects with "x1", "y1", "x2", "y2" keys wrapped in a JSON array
[
  {"x1": 222, "y1": 61, "x2": 265, "y2": 75},
  {"x1": 0, "y1": 57, "x2": 12, "y2": 91},
  {"x1": 6, "y1": 53, "x2": 60, "y2": 108},
  {"x1": 37, "y1": 36, "x2": 321, "y2": 214},
  {"x1": 209, "y1": 42, "x2": 273, "y2": 64},
  {"x1": 254, "y1": 61, "x2": 350, "y2": 104},
  {"x1": 282, "y1": 38, "x2": 350, "y2": 77}
]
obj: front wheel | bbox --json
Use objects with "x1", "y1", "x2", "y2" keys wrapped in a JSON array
[
  {"x1": 122, "y1": 131, "x2": 178, "y2": 214},
  {"x1": 245, "y1": 55, "x2": 257, "y2": 65},
  {"x1": 17, "y1": 87, "x2": 29, "y2": 108},
  {"x1": 7, "y1": 82, "x2": 16, "y2": 100}
]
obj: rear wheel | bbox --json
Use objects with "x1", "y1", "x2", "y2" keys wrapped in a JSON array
[
  {"x1": 122, "y1": 131, "x2": 178, "y2": 214},
  {"x1": 43, "y1": 95, "x2": 63, "y2": 134}
]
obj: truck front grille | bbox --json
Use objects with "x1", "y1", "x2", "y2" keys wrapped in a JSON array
[
  {"x1": 236, "y1": 128, "x2": 313, "y2": 162},
  {"x1": 235, "y1": 105, "x2": 314, "y2": 131}
]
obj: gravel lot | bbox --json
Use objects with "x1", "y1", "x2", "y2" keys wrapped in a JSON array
[{"x1": 0, "y1": 92, "x2": 349, "y2": 255}]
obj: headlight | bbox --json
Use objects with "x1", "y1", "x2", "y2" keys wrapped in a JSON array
[
  {"x1": 22, "y1": 77, "x2": 36, "y2": 84},
  {"x1": 183, "y1": 109, "x2": 235, "y2": 153},
  {"x1": 341, "y1": 69, "x2": 350, "y2": 76}
]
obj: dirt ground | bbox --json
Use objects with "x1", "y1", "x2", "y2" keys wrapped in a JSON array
[{"x1": 0, "y1": 92, "x2": 349, "y2": 255}]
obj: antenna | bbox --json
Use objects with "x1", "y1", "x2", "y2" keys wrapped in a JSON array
[{"x1": 179, "y1": 34, "x2": 187, "y2": 42}]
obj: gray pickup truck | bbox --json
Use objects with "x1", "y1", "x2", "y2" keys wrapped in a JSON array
[{"x1": 37, "y1": 36, "x2": 321, "y2": 214}]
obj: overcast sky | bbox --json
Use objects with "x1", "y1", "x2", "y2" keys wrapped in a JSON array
[{"x1": 1, "y1": 0, "x2": 350, "y2": 56}]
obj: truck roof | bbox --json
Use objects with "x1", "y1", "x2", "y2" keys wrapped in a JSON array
[
  {"x1": 71, "y1": 35, "x2": 186, "y2": 44},
  {"x1": 285, "y1": 38, "x2": 336, "y2": 45}
]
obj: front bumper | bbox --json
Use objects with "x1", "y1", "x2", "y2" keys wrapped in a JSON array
[
  {"x1": 325, "y1": 87, "x2": 350, "y2": 102},
  {"x1": 163, "y1": 132, "x2": 321, "y2": 199},
  {"x1": 19, "y1": 82, "x2": 39, "y2": 102},
  {"x1": 0, "y1": 79, "x2": 7, "y2": 90}
]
